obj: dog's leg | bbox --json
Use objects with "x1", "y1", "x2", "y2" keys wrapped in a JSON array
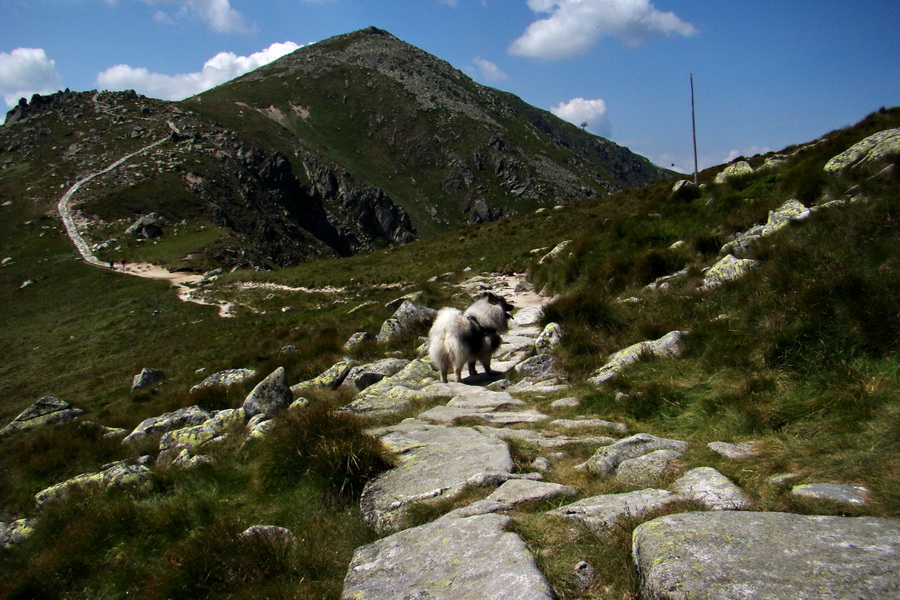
[
  {"x1": 480, "y1": 356, "x2": 493, "y2": 374},
  {"x1": 468, "y1": 361, "x2": 478, "y2": 377},
  {"x1": 440, "y1": 368, "x2": 449, "y2": 384},
  {"x1": 455, "y1": 366, "x2": 464, "y2": 382}
]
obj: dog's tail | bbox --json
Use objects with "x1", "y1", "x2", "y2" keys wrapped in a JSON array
[{"x1": 428, "y1": 307, "x2": 468, "y2": 374}]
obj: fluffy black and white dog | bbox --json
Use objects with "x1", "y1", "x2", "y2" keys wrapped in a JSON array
[{"x1": 428, "y1": 292, "x2": 515, "y2": 383}]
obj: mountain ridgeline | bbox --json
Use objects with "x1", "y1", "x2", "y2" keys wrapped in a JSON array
[{"x1": 1, "y1": 27, "x2": 671, "y2": 271}]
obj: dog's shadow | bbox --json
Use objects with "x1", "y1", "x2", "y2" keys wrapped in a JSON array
[{"x1": 459, "y1": 370, "x2": 508, "y2": 387}]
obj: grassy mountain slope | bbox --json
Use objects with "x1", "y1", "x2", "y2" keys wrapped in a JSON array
[{"x1": 0, "y1": 103, "x2": 897, "y2": 598}]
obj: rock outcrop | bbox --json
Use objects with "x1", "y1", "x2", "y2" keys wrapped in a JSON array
[
  {"x1": 633, "y1": 512, "x2": 900, "y2": 600},
  {"x1": 0, "y1": 396, "x2": 83, "y2": 438}
]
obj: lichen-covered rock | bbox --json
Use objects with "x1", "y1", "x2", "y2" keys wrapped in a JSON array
[
  {"x1": 122, "y1": 405, "x2": 211, "y2": 446},
  {"x1": 577, "y1": 433, "x2": 688, "y2": 476},
  {"x1": 359, "y1": 422, "x2": 513, "y2": 534},
  {"x1": 550, "y1": 418, "x2": 627, "y2": 435},
  {"x1": 633, "y1": 512, "x2": 900, "y2": 599},
  {"x1": 375, "y1": 300, "x2": 437, "y2": 344},
  {"x1": 159, "y1": 408, "x2": 245, "y2": 452},
  {"x1": 824, "y1": 128, "x2": 900, "y2": 173},
  {"x1": 242, "y1": 367, "x2": 292, "y2": 418},
  {"x1": 292, "y1": 359, "x2": 355, "y2": 392},
  {"x1": 239, "y1": 525, "x2": 294, "y2": 543},
  {"x1": 549, "y1": 489, "x2": 680, "y2": 537},
  {"x1": 792, "y1": 483, "x2": 870, "y2": 506},
  {"x1": 34, "y1": 462, "x2": 152, "y2": 508},
  {"x1": 671, "y1": 467, "x2": 751, "y2": 510},
  {"x1": 720, "y1": 199, "x2": 811, "y2": 255},
  {"x1": 340, "y1": 358, "x2": 410, "y2": 392},
  {"x1": 0, "y1": 518, "x2": 34, "y2": 548},
  {"x1": 343, "y1": 331, "x2": 373, "y2": 351},
  {"x1": 714, "y1": 160, "x2": 753, "y2": 184},
  {"x1": 341, "y1": 359, "x2": 435, "y2": 417},
  {"x1": 341, "y1": 514, "x2": 554, "y2": 600},
  {"x1": 538, "y1": 239, "x2": 572, "y2": 265},
  {"x1": 514, "y1": 353, "x2": 558, "y2": 380},
  {"x1": 0, "y1": 396, "x2": 83, "y2": 439},
  {"x1": 614, "y1": 449, "x2": 682, "y2": 487},
  {"x1": 190, "y1": 368, "x2": 256, "y2": 392},
  {"x1": 587, "y1": 331, "x2": 688, "y2": 384},
  {"x1": 699, "y1": 254, "x2": 760, "y2": 291},
  {"x1": 131, "y1": 368, "x2": 166, "y2": 392}
]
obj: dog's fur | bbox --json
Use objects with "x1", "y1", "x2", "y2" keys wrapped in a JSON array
[{"x1": 428, "y1": 293, "x2": 514, "y2": 383}]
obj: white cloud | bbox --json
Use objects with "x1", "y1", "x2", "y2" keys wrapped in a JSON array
[
  {"x1": 551, "y1": 97, "x2": 610, "y2": 134},
  {"x1": 724, "y1": 145, "x2": 771, "y2": 163},
  {"x1": 143, "y1": 0, "x2": 254, "y2": 34},
  {"x1": 96, "y1": 41, "x2": 301, "y2": 100},
  {"x1": 510, "y1": 0, "x2": 697, "y2": 59},
  {"x1": 471, "y1": 57, "x2": 508, "y2": 82},
  {"x1": 0, "y1": 48, "x2": 63, "y2": 107}
]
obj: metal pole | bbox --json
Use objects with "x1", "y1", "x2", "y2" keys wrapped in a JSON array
[{"x1": 691, "y1": 73, "x2": 699, "y2": 185}]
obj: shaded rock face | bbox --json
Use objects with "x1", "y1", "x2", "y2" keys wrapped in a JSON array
[
  {"x1": 0, "y1": 396, "x2": 83, "y2": 438},
  {"x1": 633, "y1": 512, "x2": 900, "y2": 600},
  {"x1": 34, "y1": 462, "x2": 152, "y2": 508},
  {"x1": 122, "y1": 405, "x2": 211, "y2": 446}
]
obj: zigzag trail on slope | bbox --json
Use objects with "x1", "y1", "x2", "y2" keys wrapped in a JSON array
[{"x1": 55, "y1": 124, "x2": 240, "y2": 316}]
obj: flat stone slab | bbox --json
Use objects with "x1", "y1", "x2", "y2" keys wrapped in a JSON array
[
  {"x1": 633, "y1": 511, "x2": 900, "y2": 600},
  {"x1": 419, "y1": 405, "x2": 548, "y2": 425},
  {"x1": 615, "y1": 449, "x2": 682, "y2": 488},
  {"x1": 360, "y1": 424, "x2": 513, "y2": 534},
  {"x1": 341, "y1": 514, "x2": 555, "y2": 600},
  {"x1": 447, "y1": 390, "x2": 524, "y2": 409},
  {"x1": 550, "y1": 418, "x2": 627, "y2": 435},
  {"x1": 792, "y1": 483, "x2": 871, "y2": 506},
  {"x1": 707, "y1": 441, "x2": 756, "y2": 459},
  {"x1": 549, "y1": 489, "x2": 680, "y2": 537},
  {"x1": 474, "y1": 426, "x2": 615, "y2": 449},
  {"x1": 671, "y1": 467, "x2": 751, "y2": 510}
]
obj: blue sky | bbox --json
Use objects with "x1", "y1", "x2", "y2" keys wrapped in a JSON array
[{"x1": 2, "y1": 1, "x2": 898, "y2": 172}]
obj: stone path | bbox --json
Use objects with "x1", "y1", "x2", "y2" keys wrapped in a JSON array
[{"x1": 333, "y1": 272, "x2": 896, "y2": 599}]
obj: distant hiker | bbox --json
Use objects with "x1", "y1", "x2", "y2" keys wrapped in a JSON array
[
  {"x1": 109, "y1": 258, "x2": 115, "y2": 270},
  {"x1": 120, "y1": 257, "x2": 127, "y2": 271}
]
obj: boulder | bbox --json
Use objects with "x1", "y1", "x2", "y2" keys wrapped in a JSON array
[
  {"x1": 549, "y1": 396, "x2": 579, "y2": 409},
  {"x1": 376, "y1": 300, "x2": 437, "y2": 344},
  {"x1": 292, "y1": 359, "x2": 355, "y2": 392},
  {"x1": 707, "y1": 440, "x2": 756, "y2": 459},
  {"x1": 671, "y1": 467, "x2": 751, "y2": 510},
  {"x1": 633, "y1": 512, "x2": 900, "y2": 599},
  {"x1": 514, "y1": 354, "x2": 558, "y2": 380},
  {"x1": 359, "y1": 422, "x2": 513, "y2": 534},
  {"x1": 614, "y1": 449, "x2": 682, "y2": 487},
  {"x1": 550, "y1": 418, "x2": 627, "y2": 435},
  {"x1": 0, "y1": 396, "x2": 83, "y2": 438},
  {"x1": 792, "y1": 483, "x2": 870, "y2": 506},
  {"x1": 824, "y1": 128, "x2": 900, "y2": 173},
  {"x1": 125, "y1": 212, "x2": 164, "y2": 239},
  {"x1": 577, "y1": 433, "x2": 688, "y2": 476},
  {"x1": 122, "y1": 405, "x2": 211, "y2": 446},
  {"x1": 341, "y1": 359, "x2": 435, "y2": 417},
  {"x1": 239, "y1": 525, "x2": 294, "y2": 543},
  {"x1": 549, "y1": 489, "x2": 681, "y2": 537},
  {"x1": 588, "y1": 331, "x2": 688, "y2": 384},
  {"x1": 158, "y1": 408, "x2": 245, "y2": 452},
  {"x1": 34, "y1": 461, "x2": 152, "y2": 508},
  {"x1": 343, "y1": 331, "x2": 373, "y2": 351},
  {"x1": 190, "y1": 368, "x2": 256, "y2": 393},
  {"x1": 341, "y1": 514, "x2": 554, "y2": 600},
  {"x1": 534, "y1": 322, "x2": 562, "y2": 353},
  {"x1": 340, "y1": 358, "x2": 410, "y2": 392},
  {"x1": 0, "y1": 518, "x2": 35, "y2": 548},
  {"x1": 720, "y1": 199, "x2": 811, "y2": 255},
  {"x1": 512, "y1": 305, "x2": 544, "y2": 327},
  {"x1": 699, "y1": 254, "x2": 760, "y2": 291},
  {"x1": 537, "y1": 240, "x2": 572, "y2": 265},
  {"x1": 131, "y1": 368, "x2": 165, "y2": 392},
  {"x1": 242, "y1": 367, "x2": 292, "y2": 418},
  {"x1": 714, "y1": 160, "x2": 753, "y2": 184}
]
